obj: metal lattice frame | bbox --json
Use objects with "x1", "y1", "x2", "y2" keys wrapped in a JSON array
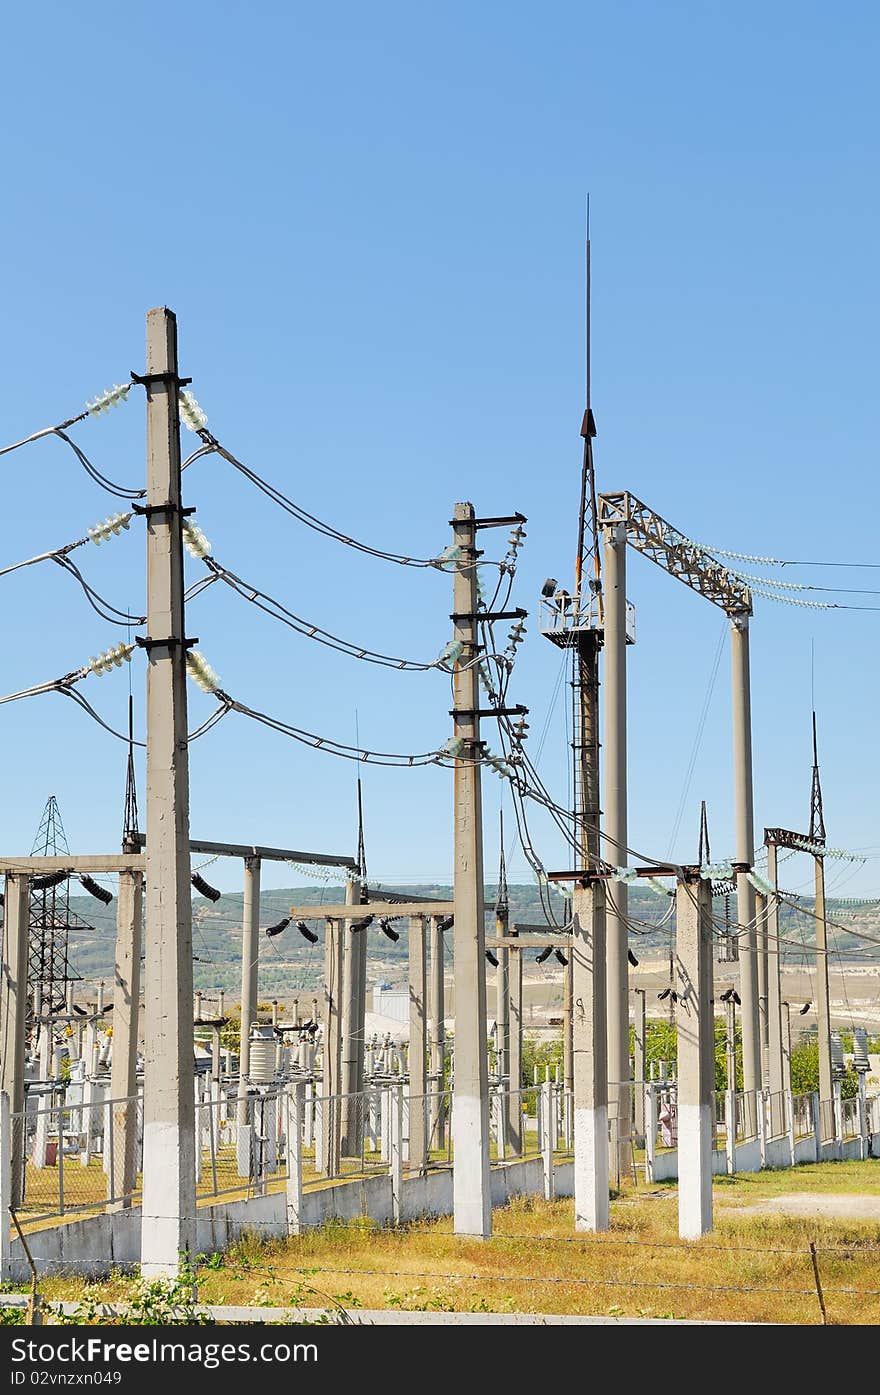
[
  {"x1": 598, "y1": 492, "x2": 752, "y2": 616},
  {"x1": 27, "y1": 796, "x2": 85, "y2": 1026}
]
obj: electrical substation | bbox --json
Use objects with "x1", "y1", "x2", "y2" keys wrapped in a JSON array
[{"x1": 1, "y1": 287, "x2": 879, "y2": 1299}]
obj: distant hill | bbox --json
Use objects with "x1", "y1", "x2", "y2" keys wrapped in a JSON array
[{"x1": 58, "y1": 879, "x2": 880, "y2": 1002}]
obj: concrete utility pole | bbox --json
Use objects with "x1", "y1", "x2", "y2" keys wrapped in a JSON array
[
  {"x1": 236, "y1": 855, "x2": 261, "y2": 1130},
  {"x1": 321, "y1": 911, "x2": 345, "y2": 1175},
  {"x1": 756, "y1": 889, "x2": 769, "y2": 1083},
  {"x1": 109, "y1": 869, "x2": 143, "y2": 1209},
  {"x1": 139, "y1": 307, "x2": 196, "y2": 1277},
  {"x1": 494, "y1": 830, "x2": 510, "y2": 1155},
  {"x1": 506, "y1": 942, "x2": 523, "y2": 1152},
  {"x1": 451, "y1": 502, "x2": 491, "y2": 1237},
  {"x1": 0, "y1": 874, "x2": 29, "y2": 1207},
  {"x1": 408, "y1": 915, "x2": 428, "y2": 1171},
  {"x1": 572, "y1": 877, "x2": 608, "y2": 1231},
  {"x1": 428, "y1": 917, "x2": 446, "y2": 1150},
  {"x1": 765, "y1": 845, "x2": 786, "y2": 1136},
  {"x1": 730, "y1": 612, "x2": 761, "y2": 1122},
  {"x1": 632, "y1": 988, "x2": 646, "y2": 1146},
  {"x1": 341, "y1": 879, "x2": 367, "y2": 1157},
  {"x1": 814, "y1": 855, "x2": 833, "y2": 1123},
  {"x1": 675, "y1": 873, "x2": 714, "y2": 1239},
  {"x1": 603, "y1": 521, "x2": 631, "y2": 1179}
]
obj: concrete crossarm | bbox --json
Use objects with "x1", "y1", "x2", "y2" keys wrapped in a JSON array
[
  {"x1": 133, "y1": 833, "x2": 357, "y2": 869},
  {"x1": 598, "y1": 491, "x2": 752, "y2": 616},
  {"x1": 0, "y1": 855, "x2": 145, "y2": 874},
  {"x1": 289, "y1": 901, "x2": 454, "y2": 920}
]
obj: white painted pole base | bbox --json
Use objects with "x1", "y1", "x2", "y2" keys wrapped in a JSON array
[
  {"x1": 140, "y1": 1120, "x2": 196, "y2": 1278},
  {"x1": 677, "y1": 1102, "x2": 713, "y2": 1240},
  {"x1": 574, "y1": 1105, "x2": 609, "y2": 1231},
  {"x1": 452, "y1": 1092, "x2": 491, "y2": 1237}
]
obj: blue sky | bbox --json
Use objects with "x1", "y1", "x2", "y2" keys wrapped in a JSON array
[{"x1": 2, "y1": 2, "x2": 879, "y2": 898}]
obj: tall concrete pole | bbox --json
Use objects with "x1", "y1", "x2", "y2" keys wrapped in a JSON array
[
  {"x1": 730, "y1": 612, "x2": 761, "y2": 1120},
  {"x1": 109, "y1": 870, "x2": 143, "y2": 1209},
  {"x1": 765, "y1": 845, "x2": 786, "y2": 1136},
  {"x1": 756, "y1": 889, "x2": 769, "y2": 1084},
  {"x1": 451, "y1": 501, "x2": 491, "y2": 1237},
  {"x1": 428, "y1": 917, "x2": 446, "y2": 1150},
  {"x1": 408, "y1": 915, "x2": 427, "y2": 1171},
  {"x1": 572, "y1": 877, "x2": 608, "y2": 1231},
  {"x1": 140, "y1": 307, "x2": 196, "y2": 1277},
  {"x1": 562, "y1": 956, "x2": 573, "y2": 1107},
  {"x1": 633, "y1": 989, "x2": 646, "y2": 1146},
  {"x1": 814, "y1": 855, "x2": 833, "y2": 1118},
  {"x1": 237, "y1": 855, "x2": 261, "y2": 1127},
  {"x1": 321, "y1": 915, "x2": 344, "y2": 1175},
  {"x1": 603, "y1": 521, "x2": 631, "y2": 1179},
  {"x1": 341, "y1": 878, "x2": 365, "y2": 1156},
  {"x1": 507, "y1": 944, "x2": 523, "y2": 1152},
  {"x1": 0, "y1": 874, "x2": 29, "y2": 1207},
  {"x1": 494, "y1": 905, "x2": 510, "y2": 1154},
  {"x1": 675, "y1": 873, "x2": 714, "y2": 1239}
]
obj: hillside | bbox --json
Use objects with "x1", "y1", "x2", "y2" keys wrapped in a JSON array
[{"x1": 57, "y1": 880, "x2": 880, "y2": 1001}]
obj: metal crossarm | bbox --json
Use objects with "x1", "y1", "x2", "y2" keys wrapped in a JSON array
[{"x1": 598, "y1": 491, "x2": 752, "y2": 616}]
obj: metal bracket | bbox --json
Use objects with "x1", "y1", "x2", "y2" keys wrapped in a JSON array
[
  {"x1": 135, "y1": 635, "x2": 199, "y2": 652},
  {"x1": 450, "y1": 607, "x2": 528, "y2": 622},
  {"x1": 467, "y1": 513, "x2": 527, "y2": 530},
  {"x1": 450, "y1": 705, "x2": 528, "y2": 718},
  {"x1": 130, "y1": 502, "x2": 197, "y2": 518},
  {"x1": 130, "y1": 370, "x2": 193, "y2": 388}
]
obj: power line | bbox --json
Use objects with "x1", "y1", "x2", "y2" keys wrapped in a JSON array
[{"x1": 191, "y1": 429, "x2": 503, "y2": 571}]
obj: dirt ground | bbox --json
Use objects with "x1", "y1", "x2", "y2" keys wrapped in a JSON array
[{"x1": 724, "y1": 1193, "x2": 880, "y2": 1219}]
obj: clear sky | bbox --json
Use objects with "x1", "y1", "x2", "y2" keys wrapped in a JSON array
[{"x1": 2, "y1": 2, "x2": 879, "y2": 899}]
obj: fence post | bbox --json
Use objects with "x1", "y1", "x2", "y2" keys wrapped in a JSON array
[
  {"x1": 106, "y1": 1095, "x2": 116, "y2": 1202},
  {"x1": 0, "y1": 1093, "x2": 9, "y2": 1281},
  {"x1": 832, "y1": 1082, "x2": 843, "y2": 1159},
  {"x1": 493, "y1": 1087, "x2": 507, "y2": 1161},
  {"x1": 390, "y1": 1083, "x2": 404, "y2": 1225},
  {"x1": 304, "y1": 1079, "x2": 314, "y2": 1148},
  {"x1": 785, "y1": 1088, "x2": 796, "y2": 1163},
  {"x1": 80, "y1": 1077, "x2": 93, "y2": 1167},
  {"x1": 285, "y1": 1082, "x2": 304, "y2": 1236},
  {"x1": 32, "y1": 1096, "x2": 50, "y2": 1170},
  {"x1": 725, "y1": 1090, "x2": 737, "y2": 1175},
  {"x1": 857, "y1": 1076, "x2": 868, "y2": 1161},
  {"x1": 644, "y1": 1083, "x2": 656, "y2": 1184},
  {"x1": 57, "y1": 1102, "x2": 65, "y2": 1216},
  {"x1": 541, "y1": 1079, "x2": 555, "y2": 1202},
  {"x1": 812, "y1": 1090, "x2": 821, "y2": 1161}
]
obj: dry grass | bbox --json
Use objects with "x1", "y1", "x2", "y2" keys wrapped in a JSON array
[{"x1": 24, "y1": 1158, "x2": 880, "y2": 1325}]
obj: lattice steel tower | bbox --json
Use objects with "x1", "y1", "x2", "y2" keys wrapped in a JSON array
[{"x1": 28, "y1": 795, "x2": 78, "y2": 1028}]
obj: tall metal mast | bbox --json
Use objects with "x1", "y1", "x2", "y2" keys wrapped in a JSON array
[{"x1": 541, "y1": 203, "x2": 603, "y2": 869}]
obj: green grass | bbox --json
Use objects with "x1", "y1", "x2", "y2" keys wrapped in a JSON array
[{"x1": 10, "y1": 1157, "x2": 880, "y2": 1325}]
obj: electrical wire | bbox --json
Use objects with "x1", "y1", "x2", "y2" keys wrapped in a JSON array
[
  {"x1": 51, "y1": 556, "x2": 145, "y2": 627},
  {"x1": 192, "y1": 431, "x2": 497, "y2": 571},
  {"x1": 57, "y1": 686, "x2": 231, "y2": 746},
  {"x1": 217, "y1": 690, "x2": 472, "y2": 768},
  {"x1": 665, "y1": 622, "x2": 726, "y2": 860},
  {"x1": 202, "y1": 558, "x2": 460, "y2": 672}
]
